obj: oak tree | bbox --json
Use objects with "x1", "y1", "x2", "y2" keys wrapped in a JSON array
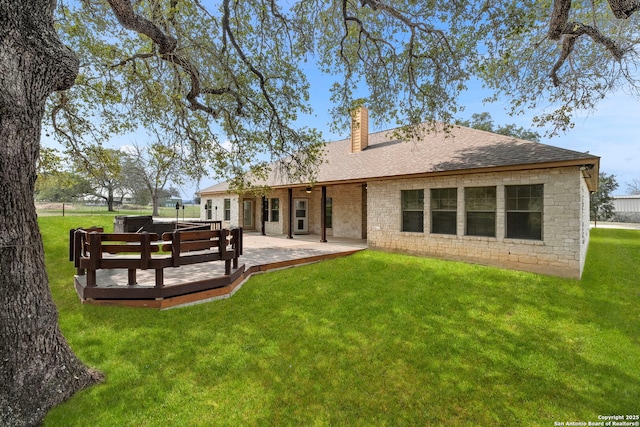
[
  {"x1": 73, "y1": 145, "x2": 128, "y2": 211},
  {"x1": 121, "y1": 139, "x2": 184, "y2": 216},
  {"x1": 0, "y1": 2, "x2": 102, "y2": 426}
]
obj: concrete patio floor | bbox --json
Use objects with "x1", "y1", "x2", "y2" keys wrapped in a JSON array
[{"x1": 75, "y1": 231, "x2": 367, "y2": 308}]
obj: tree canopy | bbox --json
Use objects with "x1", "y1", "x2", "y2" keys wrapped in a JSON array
[
  {"x1": 627, "y1": 178, "x2": 640, "y2": 195},
  {"x1": 591, "y1": 171, "x2": 619, "y2": 222},
  {"x1": 455, "y1": 112, "x2": 541, "y2": 141},
  {"x1": 121, "y1": 140, "x2": 184, "y2": 215},
  {"x1": 48, "y1": 0, "x2": 640, "y2": 187}
]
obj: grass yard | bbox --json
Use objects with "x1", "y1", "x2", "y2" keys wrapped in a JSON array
[{"x1": 42, "y1": 216, "x2": 639, "y2": 426}]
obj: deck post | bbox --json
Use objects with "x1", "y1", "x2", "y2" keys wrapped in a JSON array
[
  {"x1": 219, "y1": 229, "x2": 228, "y2": 257},
  {"x1": 140, "y1": 232, "x2": 151, "y2": 270},
  {"x1": 69, "y1": 228, "x2": 76, "y2": 262},
  {"x1": 127, "y1": 269, "x2": 137, "y2": 286},
  {"x1": 232, "y1": 228, "x2": 241, "y2": 269},
  {"x1": 219, "y1": 229, "x2": 230, "y2": 275},
  {"x1": 171, "y1": 230, "x2": 181, "y2": 267},
  {"x1": 71, "y1": 229, "x2": 84, "y2": 275},
  {"x1": 86, "y1": 232, "x2": 101, "y2": 287},
  {"x1": 155, "y1": 269, "x2": 164, "y2": 288}
]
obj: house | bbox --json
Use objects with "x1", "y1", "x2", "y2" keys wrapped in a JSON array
[{"x1": 198, "y1": 107, "x2": 599, "y2": 278}]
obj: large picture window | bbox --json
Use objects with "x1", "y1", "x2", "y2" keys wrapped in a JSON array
[
  {"x1": 465, "y1": 186, "x2": 496, "y2": 237},
  {"x1": 431, "y1": 188, "x2": 457, "y2": 234},
  {"x1": 270, "y1": 198, "x2": 280, "y2": 222},
  {"x1": 401, "y1": 189, "x2": 424, "y2": 233},
  {"x1": 223, "y1": 198, "x2": 231, "y2": 221},
  {"x1": 506, "y1": 185, "x2": 543, "y2": 240}
]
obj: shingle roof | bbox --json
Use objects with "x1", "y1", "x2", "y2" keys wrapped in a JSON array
[{"x1": 199, "y1": 123, "x2": 599, "y2": 194}]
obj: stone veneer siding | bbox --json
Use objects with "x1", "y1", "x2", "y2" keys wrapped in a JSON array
[
  {"x1": 268, "y1": 184, "x2": 366, "y2": 239},
  {"x1": 200, "y1": 194, "x2": 241, "y2": 229},
  {"x1": 308, "y1": 184, "x2": 366, "y2": 239},
  {"x1": 366, "y1": 167, "x2": 590, "y2": 278}
]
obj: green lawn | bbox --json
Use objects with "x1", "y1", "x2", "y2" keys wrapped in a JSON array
[{"x1": 42, "y1": 216, "x2": 639, "y2": 426}]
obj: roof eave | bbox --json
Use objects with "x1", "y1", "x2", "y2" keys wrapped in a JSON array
[
  {"x1": 199, "y1": 157, "x2": 601, "y2": 194},
  {"x1": 287, "y1": 157, "x2": 601, "y2": 188}
]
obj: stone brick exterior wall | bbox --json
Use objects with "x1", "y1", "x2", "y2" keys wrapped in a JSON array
[
  {"x1": 199, "y1": 166, "x2": 590, "y2": 278},
  {"x1": 200, "y1": 194, "x2": 240, "y2": 229},
  {"x1": 367, "y1": 167, "x2": 589, "y2": 278},
  {"x1": 278, "y1": 184, "x2": 366, "y2": 239},
  {"x1": 316, "y1": 184, "x2": 366, "y2": 239},
  {"x1": 264, "y1": 189, "x2": 288, "y2": 235}
]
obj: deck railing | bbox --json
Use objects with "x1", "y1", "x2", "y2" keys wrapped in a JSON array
[{"x1": 70, "y1": 227, "x2": 243, "y2": 301}]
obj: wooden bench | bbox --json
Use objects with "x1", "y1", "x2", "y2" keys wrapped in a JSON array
[{"x1": 70, "y1": 227, "x2": 242, "y2": 289}]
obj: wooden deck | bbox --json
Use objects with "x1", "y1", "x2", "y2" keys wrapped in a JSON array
[{"x1": 73, "y1": 232, "x2": 367, "y2": 309}]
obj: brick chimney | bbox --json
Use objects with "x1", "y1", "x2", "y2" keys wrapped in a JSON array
[{"x1": 350, "y1": 106, "x2": 369, "y2": 153}]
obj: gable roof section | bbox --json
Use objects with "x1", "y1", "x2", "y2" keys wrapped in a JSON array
[{"x1": 200, "y1": 123, "x2": 600, "y2": 194}]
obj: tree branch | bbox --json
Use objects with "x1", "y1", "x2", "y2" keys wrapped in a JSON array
[
  {"x1": 549, "y1": 21, "x2": 626, "y2": 86},
  {"x1": 607, "y1": 0, "x2": 640, "y2": 19},
  {"x1": 221, "y1": 0, "x2": 282, "y2": 125},
  {"x1": 106, "y1": 0, "x2": 239, "y2": 118},
  {"x1": 548, "y1": 0, "x2": 572, "y2": 40},
  {"x1": 548, "y1": 0, "x2": 628, "y2": 86}
]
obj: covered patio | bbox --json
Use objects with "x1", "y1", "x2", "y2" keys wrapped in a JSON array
[{"x1": 74, "y1": 231, "x2": 367, "y2": 309}]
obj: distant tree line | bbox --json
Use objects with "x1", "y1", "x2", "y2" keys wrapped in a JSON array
[
  {"x1": 455, "y1": 112, "x2": 541, "y2": 142},
  {"x1": 36, "y1": 143, "x2": 183, "y2": 215}
]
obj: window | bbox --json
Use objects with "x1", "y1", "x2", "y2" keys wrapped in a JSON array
[
  {"x1": 205, "y1": 199, "x2": 213, "y2": 220},
  {"x1": 401, "y1": 189, "x2": 424, "y2": 232},
  {"x1": 325, "y1": 198, "x2": 333, "y2": 228},
  {"x1": 465, "y1": 186, "x2": 496, "y2": 237},
  {"x1": 506, "y1": 184, "x2": 543, "y2": 240},
  {"x1": 431, "y1": 188, "x2": 457, "y2": 234},
  {"x1": 270, "y1": 198, "x2": 280, "y2": 222},
  {"x1": 223, "y1": 198, "x2": 231, "y2": 221}
]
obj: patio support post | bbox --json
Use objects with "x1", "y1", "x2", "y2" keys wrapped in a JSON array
[
  {"x1": 261, "y1": 196, "x2": 266, "y2": 236},
  {"x1": 287, "y1": 188, "x2": 293, "y2": 239},
  {"x1": 321, "y1": 186, "x2": 327, "y2": 242}
]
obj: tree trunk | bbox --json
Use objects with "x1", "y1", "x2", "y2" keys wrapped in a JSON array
[
  {"x1": 106, "y1": 185, "x2": 115, "y2": 212},
  {"x1": 152, "y1": 193, "x2": 160, "y2": 217},
  {"x1": 0, "y1": 1, "x2": 102, "y2": 426}
]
